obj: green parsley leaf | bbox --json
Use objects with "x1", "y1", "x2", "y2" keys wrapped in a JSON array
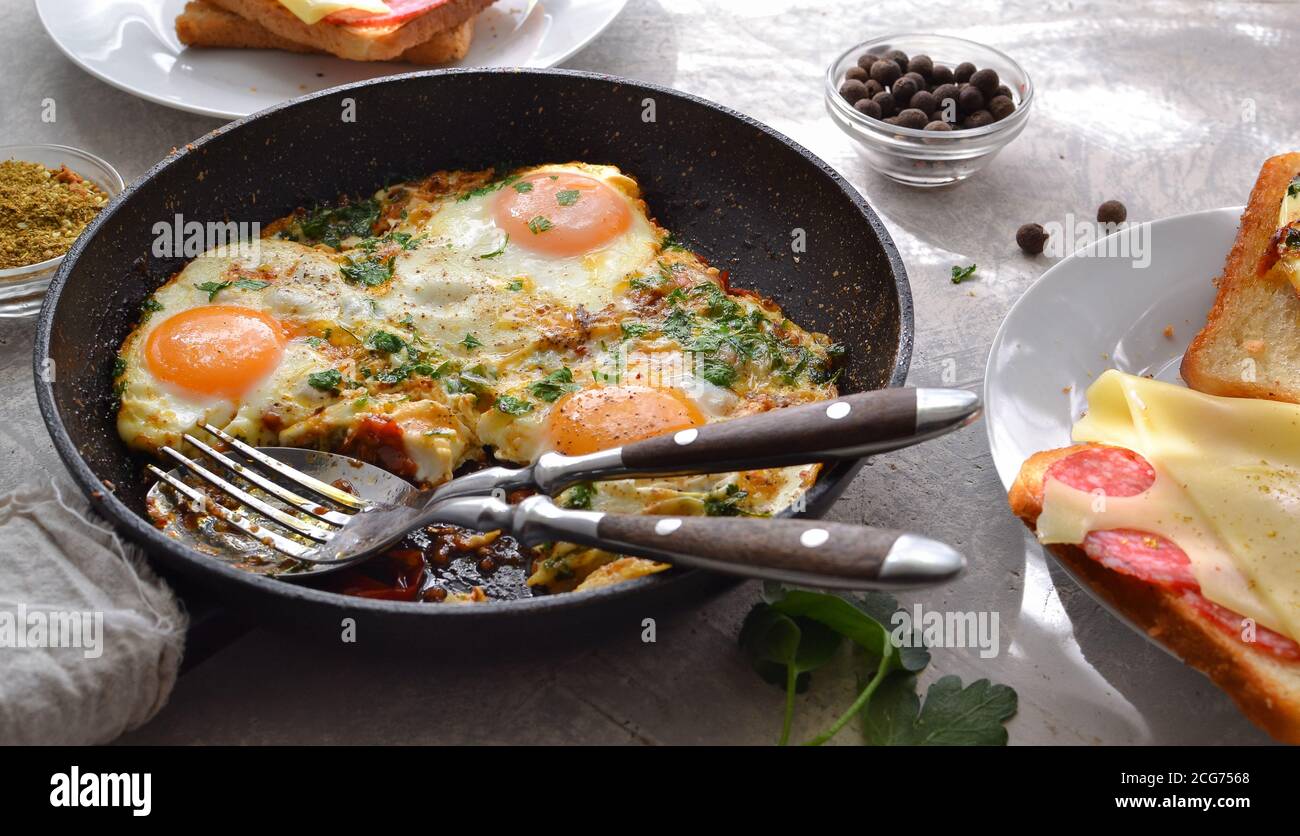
[
  {"x1": 529, "y1": 367, "x2": 578, "y2": 402},
  {"x1": 698, "y1": 357, "x2": 737, "y2": 389},
  {"x1": 366, "y1": 331, "x2": 405, "y2": 354},
  {"x1": 505, "y1": 278, "x2": 524, "y2": 292},
  {"x1": 460, "y1": 332, "x2": 483, "y2": 350},
  {"x1": 620, "y1": 321, "x2": 652, "y2": 340},
  {"x1": 140, "y1": 297, "x2": 163, "y2": 318},
  {"x1": 495, "y1": 394, "x2": 534, "y2": 415},
  {"x1": 233, "y1": 278, "x2": 270, "y2": 291},
  {"x1": 111, "y1": 357, "x2": 127, "y2": 379},
  {"x1": 194, "y1": 280, "x2": 231, "y2": 301},
  {"x1": 340, "y1": 254, "x2": 395, "y2": 287},
  {"x1": 556, "y1": 189, "x2": 581, "y2": 207},
  {"x1": 560, "y1": 482, "x2": 596, "y2": 510},
  {"x1": 950, "y1": 264, "x2": 977, "y2": 284},
  {"x1": 739, "y1": 606, "x2": 842, "y2": 745},
  {"x1": 307, "y1": 369, "x2": 343, "y2": 392},
  {"x1": 662, "y1": 308, "x2": 695, "y2": 343},
  {"x1": 862, "y1": 675, "x2": 1017, "y2": 746},
  {"x1": 527, "y1": 216, "x2": 554, "y2": 234},
  {"x1": 295, "y1": 198, "x2": 381, "y2": 249},
  {"x1": 512, "y1": 180, "x2": 534, "y2": 193},
  {"x1": 476, "y1": 234, "x2": 509, "y2": 260},
  {"x1": 703, "y1": 482, "x2": 752, "y2": 516}
]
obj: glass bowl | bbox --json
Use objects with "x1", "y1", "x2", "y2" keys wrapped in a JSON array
[
  {"x1": 825, "y1": 33, "x2": 1034, "y2": 187},
  {"x1": 0, "y1": 144, "x2": 124, "y2": 318}
]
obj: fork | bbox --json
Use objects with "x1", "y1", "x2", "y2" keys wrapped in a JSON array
[{"x1": 148, "y1": 387, "x2": 978, "y2": 589}]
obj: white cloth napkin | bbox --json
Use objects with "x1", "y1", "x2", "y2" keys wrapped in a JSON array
[{"x1": 0, "y1": 478, "x2": 186, "y2": 744}]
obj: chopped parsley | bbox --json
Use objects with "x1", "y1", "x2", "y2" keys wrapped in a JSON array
[
  {"x1": 495, "y1": 394, "x2": 534, "y2": 415},
  {"x1": 556, "y1": 189, "x2": 581, "y2": 207},
  {"x1": 111, "y1": 356, "x2": 127, "y2": 379},
  {"x1": 505, "y1": 278, "x2": 524, "y2": 292},
  {"x1": 561, "y1": 482, "x2": 597, "y2": 510},
  {"x1": 307, "y1": 369, "x2": 343, "y2": 392},
  {"x1": 366, "y1": 331, "x2": 405, "y2": 354},
  {"x1": 140, "y1": 297, "x2": 163, "y2": 317},
  {"x1": 699, "y1": 357, "x2": 738, "y2": 388},
  {"x1": 476, "y1": 234, "x2": 509, "y2": 260},
  {"x1": 950, "y1": 264, "x2": 977, "y2": 284},
  {"x1": 233, "y1": 278, "x2": 270, "y2": 291},
  {"x1": 1289, "y1": 178, "x2": 1300, "y2": 198},
  {"x1": 620, "y1": 321, "x2": 652, "y2": 340},
  {"x1": 340, "y1": 253, "x2": 395, "y2": 287},
  {"x1": 458, "y1": 171, "x2": 522, "y2": 202},
  {"x1": 704, "y1": 483, "x2": 759, "y2": 517},
  {"x1": 662, "y1": 308, "x2": 696, "y2": 343},
  {"x1": 527, "y1": 216, "x2": 554, "y2": 234},
  {"x1": 530, "y1": 367, "x2": 579, "y2": 402},
  {"x1": 660, "y1": 231, "x2": 686, "y2": 251},
  {"x1": 512, "y1": 181, "x2": 534, "y2": 193},
  {"x1": 460, "y1": 332, "x2": 483, "y2": 350},
  {"x1": 294, "y1": 198, "x2": 381, "y2": 248},
  {"x1": 194, "y1": 280, "x2": 231, "y2": 301}
]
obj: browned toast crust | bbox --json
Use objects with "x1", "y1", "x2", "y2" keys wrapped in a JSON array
[
  {"x1": 1181, "y1": 152, "x2": 1300, "y2": 401},
  {"x1": 176, "y1": 0, "x2": 475, "y2": 63},
  {"x1": 1011, "y1": 445, "x2": 1300, "y2": 743}
]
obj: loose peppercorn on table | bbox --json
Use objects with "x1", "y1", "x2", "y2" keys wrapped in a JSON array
[{"x1": 2, "y1": 0, "x2": 1297, "y2": 744}]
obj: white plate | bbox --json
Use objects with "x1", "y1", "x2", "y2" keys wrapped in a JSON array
[
  {"x1": 35, "y1": 0, "x2": 628, "y2": 120},
  {"x1": 984, "y1": 206, "x2": 1242, "y2": 490},
  {"x1": 983, "y1": 207, "x2": 1241, "y2": 643}
]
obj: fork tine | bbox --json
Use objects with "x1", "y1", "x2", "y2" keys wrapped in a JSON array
[
  {"x1": 200, "y1": 423, "x2": 369, "y2": 510},
  {"x1": 148, "y1": 465, "x2": 312, "y2": 560},
  {"x1": 182, "y1": 433, "x2": 354, "y2": 527},
  {"x1": 160, "y1": 446, "x2": 336, "y2": 543}
]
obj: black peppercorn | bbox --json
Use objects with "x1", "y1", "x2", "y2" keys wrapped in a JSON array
[
  {"x1": 857, "y1": 52, "x2": 881, "y2": 71},
  {"x1": 870, "y1": 59, "x2": 901, "y2": 86},
  {"x1": 907, "y1": 54, "x2": 934, "y2": 78},
  {"x1": 930, "y1": 64, "x2": 954, "y2": 85},
  {"x1": 957, "y1": 85, "x2": 984, "y2": 114},
  {"x1": 839, "y1": 79, "x2": 871, "y2": 104},
  {"x1": 970, "y1": 67, "x2": 999, "y2": 96},
  {"x1": 854, "y1": 98, "x2": 882, "y2": 119},
  {"x1": 989, "y1": 95, "x2": 1015, "y2": 120},
  {"x1": 1017, "y1": 223, "x2": 1049, "y2": 254},
  {"x1": 891, "y1": 75, "x2": 919, "y2": 106},
  {"x1": 924, "y1": 120, "x2": 953, "y2": 132},
  {"x1": 872, "y1": 90, "x2": 897, "y2": 117},
  {"x1": 884, "y1": 48, "x2": 909, "y2": 71},
  {"x1": 909, "y1": 89, "x2": 938, "y2": 116},
  {"x1": 845, "y1": 65, "x2": 868, "y2": 83},
  {"x1": 1097, "y1": 200, "x2": 1127, "y2": 224},
  {"x1": 954, "y1": 61, "x2": 976, "y2": 83},
  {"x1": 963, "y1": 110, "x2": 994, "y2": 129},
  {"x1": 897, "y1": 108, "x2": 928, "y2": 129}
]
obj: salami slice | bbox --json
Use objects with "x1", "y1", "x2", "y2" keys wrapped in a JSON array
[
  {"x1": 1046, "y1": 444, "x2": 1299, "y2": 661},
  {"x1": 1182, "y1": 590, "x2": 1300, "y2": 661},
  {"x1": 1045, "y1": 444, "x2": 1155, "y2": 497},
  {"x1": 325, "y1": 0, "x2": 450, "y2": 27}
]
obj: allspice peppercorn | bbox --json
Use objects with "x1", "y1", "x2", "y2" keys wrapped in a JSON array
[
  {"x1": 924, "y1": 120, "x2": 953, "y2": 132},
  {"x1": 909, "y1": 89, "x2": 938, "y2": 116},
  {"x1": 897, "y1": 108, "x2": 929, "y2": 129},
  {"x1": 845, "y1": 65, "x2": 868, "y2": 83},
  {"x1": 854, "y1": 98, "x2": 882, "y2": 119},
  {"x1": 1097, "y1": 200, "x2": 1127, "y2": 223},
  {"x1": 989, "y1": 95, "x2": 1015, "y2": 121},
  {"x1": 839, "y1": 79, "x2": 870, "y2": 104},
  {"x1": 884, "y1": 48, "x2": 909, "y2": 71},
  {"x1": 872, "y1": 90, "x2": 897, "y2": 117},
  {"x1": 907, "y1": 54, "x2": 933, "y2": 78},
  {"x1": 1016, "y1": 223, "x2": 1049, "y2": 254},
  {"x1": 954, "y1": 61, "x2": 976, "y2": 83},
  {"x1": 891, "y1": 75, "x2": 919, "y2": 106},
  {"x1": 930, "y1": 64, "x2": 954, "y2": 85},
  {"x1": 963, "y1": 110, "x2": 994, "y2": 129},
  {"x1": 970, "y1": 67, "x2": 999, "y2": 96},
  {"x1": 957, "y1": 85, "x2": 984, "y2": 114},
  {"x1": 870, "y1": 59, "x2": 901, "y2": 86},
  {"x1": 857, "y1": 52, "x2": 880, "y2": 71}
]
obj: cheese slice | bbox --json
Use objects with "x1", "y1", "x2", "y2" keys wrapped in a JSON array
[
  {"x1": 278, "y1": 0, "x2": 390, "y2": 25},
  {"x1": 1036, "y1": 370, "x2": 1300, "y2": 642}
]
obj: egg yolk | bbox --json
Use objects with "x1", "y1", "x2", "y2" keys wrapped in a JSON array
[
  {"x1": 547, "y1": 385, "x2": 705, "y2": 455},
  {"x1": 493, "y1": 171, "x2": 632, "y2": 258},
  {"x1": 144, "y1": 305, "x2": 286, "y2": 399}
]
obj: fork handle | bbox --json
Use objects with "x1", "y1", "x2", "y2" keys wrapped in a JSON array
[
  {"x1": 527, "y1": 387, "x2": 980, "y2": 495},
  {"x1": 506, "y1": 496, "x2": 964, "y2": 590}
]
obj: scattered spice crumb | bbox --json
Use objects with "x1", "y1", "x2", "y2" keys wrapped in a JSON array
[{"x1": 1163, "y1": 324, "x2": 1174, "y2": 339}]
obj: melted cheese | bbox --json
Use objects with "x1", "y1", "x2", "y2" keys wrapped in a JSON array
[
  {"x1": 1036, "y1": 370, "x2": 1300, "y2": 641},
  {"x1": 277, "y1": 0, "x2": 390, "y2": 25}
]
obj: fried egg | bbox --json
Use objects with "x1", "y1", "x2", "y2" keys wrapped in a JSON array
[{"x1": 116, "y1": 163, "x2": 843, "y2": 596}]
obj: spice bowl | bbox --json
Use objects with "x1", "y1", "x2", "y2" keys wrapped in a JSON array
[
  {"x1": 0, "y1": 144, "x2": 124, "y2": 318},
  {"x1": 825, "y1": 34, "x2": 1033, "y2": 187}
]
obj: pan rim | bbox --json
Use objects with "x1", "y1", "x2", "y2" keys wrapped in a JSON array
[{"x1": 33, "y1": 67, "x2": 913, "y2": 620}]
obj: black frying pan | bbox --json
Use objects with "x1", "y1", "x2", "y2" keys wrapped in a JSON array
[{"x1": 34, "y1": 69, "x2": 911, "y2": 647}]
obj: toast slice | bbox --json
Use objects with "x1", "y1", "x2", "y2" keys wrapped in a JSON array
[
  {"x1": 176, "y1": 0, "x2": 475, "y2": 64},
  {"x1": 1181, "y1": 152, "x2": 1300, "y2": 402},
  {"x1": 1010, "y1": 444, "x2": 1300, "y2": 743},
  {"x1": 202, "y1": 0, "x2": 492, "y2": 62}
]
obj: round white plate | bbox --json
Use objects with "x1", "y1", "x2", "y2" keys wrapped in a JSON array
[
  {"x1": 35, "y1": 0, "x2": 629, "y2": 120},
  {"x1": 984, "y1": 206, "x2": 1242, "y2": 490}
]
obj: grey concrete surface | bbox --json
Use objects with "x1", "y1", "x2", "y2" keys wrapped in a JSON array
[{"x1": 1, "y1": 0, "x2": 1292, "y2": 744}]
